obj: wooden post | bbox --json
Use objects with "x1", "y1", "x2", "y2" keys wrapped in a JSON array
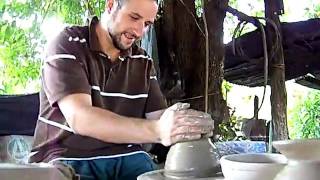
[
  {"x1": 204, "y1": 0, "x2": 230, "y2": 134},
  {"x1": 264, "y1": 0, "x2": 289, "y2": 140},
  {"x1": 254, "y1": 95, "x2": 259, "y2": 120},
  {"x1": 157, "y1": 0, "x2": 230, "y2": 137}
]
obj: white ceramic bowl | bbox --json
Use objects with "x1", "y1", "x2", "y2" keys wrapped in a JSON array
[
  {"x1": 273, "y1": 139, "x2": 320, "y2": 161},
  {"x1": 220, "y1": 153, "x2": 287, "y2": 180}
]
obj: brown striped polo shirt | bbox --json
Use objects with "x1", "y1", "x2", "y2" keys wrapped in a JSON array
[{"x1": 29, "y1": 16, "x2": 167, "y2": 163}]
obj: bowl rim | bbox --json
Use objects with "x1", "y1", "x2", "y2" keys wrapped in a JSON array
[
  {"x1": 220, "y1": 153, "x2": 287, "y2": 168},
  {"x1": 273, "y1": 138, "x2": 320, "y2": 146}
]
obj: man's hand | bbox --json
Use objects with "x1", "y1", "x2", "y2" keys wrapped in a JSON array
[{"x1": 156, "y1": 103, "x2": 214, "y2": 146}]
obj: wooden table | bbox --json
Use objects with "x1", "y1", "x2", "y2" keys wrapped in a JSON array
[{"x1": 0, "y1": 163, "x2": 70, "y2": 180}]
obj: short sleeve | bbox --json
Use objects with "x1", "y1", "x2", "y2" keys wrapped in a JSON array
[
  {"x1": 42, "y1": 28, "x2": 91, "y2": 107},
  {"x1": 144, "y1": 62, "x2": 167, "y2": 113}
]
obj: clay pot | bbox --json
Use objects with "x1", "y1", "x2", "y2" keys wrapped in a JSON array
[
  {"x1": 164, "y1": 139, "x2": 220, "y2": 179},
  {"x1": 273, "y1": 139, "x2": 320, "y2": 180}
]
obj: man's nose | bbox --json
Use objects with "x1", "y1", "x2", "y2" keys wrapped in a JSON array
[{"x1": 133, "y1": 20, "x2": 145, "y2": 38}]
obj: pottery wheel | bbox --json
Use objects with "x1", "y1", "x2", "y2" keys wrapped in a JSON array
[{"x1": 137, "y1": 169, "x2": 224, "y2": 180}]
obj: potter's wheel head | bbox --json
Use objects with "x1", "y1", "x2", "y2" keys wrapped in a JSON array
[
  {"x1": 273, "y1": 139, "x2": 320, "y2": 161},
  {"x1": 164, "y1": 139, "x2": 220, "y2": 179},
  {"x1": 137, "y1": 169, "x2": 224, "y2": 180}
]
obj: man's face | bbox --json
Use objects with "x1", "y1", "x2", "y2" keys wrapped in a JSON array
[{"x1": 107, "y1": 0, "x2": 158, "y2": 50}]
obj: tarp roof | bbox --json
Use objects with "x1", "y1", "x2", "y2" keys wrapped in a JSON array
[{"x1": 224, "y1": 18, "x2": 320, "y2": 87}]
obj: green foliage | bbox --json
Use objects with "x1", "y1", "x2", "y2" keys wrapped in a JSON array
[
  {"x1": 222, "y1": 80, "x2": 232, "y2": 100},
  {"x1": 195, "y1": 0, "x2": 202, "y2": 17},
  {"x1": 217, "y1": 110, "x2": 246, "y2": 141},
  {"x1": 0, "y1": 20, "x2": 42, "y2": 93},
  {"x1": 0, "y1": 0, "x2": 105, "y2": 94},
  {"x1": 305, "y1": 3, "x2": 320, "y2": 18},
  {"x1": 289, "y1": 91, "x2": 320, "y2": 139},
  {"x1": 47, "y1": 0, "x2": 105, "y2": 25}
]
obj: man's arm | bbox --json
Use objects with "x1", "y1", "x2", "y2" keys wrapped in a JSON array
[
  {"x1": 58, "y1": 93, "x2": 215, "y2": 146},
  {"x1": 58, "y1": 93, "x2": 160, "y2": 144}
]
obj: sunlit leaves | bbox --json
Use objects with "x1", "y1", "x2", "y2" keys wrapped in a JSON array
[
  {"x1": 0, "y1": 0, "x2": 105, "y2": 94},
  {"x1": 289, "y1": 91, "x2": 320, "y2": 139},
  {"x1": 305, "y1": 3, "x2": 320, "y2": 18},
  {"x1": 0, "y1": 18, "x2": 42, "y2": 94}
]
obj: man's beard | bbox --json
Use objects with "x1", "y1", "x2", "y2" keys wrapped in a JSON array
[{"x1": 108, "y1": 31, "x2": 132, "y2": 51}]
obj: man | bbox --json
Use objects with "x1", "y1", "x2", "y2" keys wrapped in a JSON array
[{"x1": 30, "y1": 0, "x2": 215, "y2": 179}]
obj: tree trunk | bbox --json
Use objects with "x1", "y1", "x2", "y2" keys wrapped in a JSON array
[
  {"x1": 204, "y1": 0, "x2": 230, "y2": 133},
  {"x1": 265, "y1": 0, "x2": 289, "y2": 140},
  {"x1": 156, "y1": 0, "x2": 229, "y2": 135}
]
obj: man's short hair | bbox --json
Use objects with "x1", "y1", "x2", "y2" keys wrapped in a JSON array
[{"x1": 115, "y1": 0, "x2": 157, "y2": 8}]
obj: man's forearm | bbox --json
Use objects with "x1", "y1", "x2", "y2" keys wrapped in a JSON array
[
  {"x1": 58, "y1": 93, "x2": 214, "y2": 146},
  {"x1": 72, "y1": 106, "x2": 160, "y2": 144}
]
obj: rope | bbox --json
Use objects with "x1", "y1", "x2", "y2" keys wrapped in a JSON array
[
  {"x1": 202, "y1": 0, "x2": 209, "y2": 113},
  {"x1": 171, "y1": 92, "x2": 218, "y2": 103},
  {"x1": 272, "y1": 63, "x2": 285, "y2": 69}
]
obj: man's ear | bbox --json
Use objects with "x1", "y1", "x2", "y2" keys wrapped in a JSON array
[{"x1": 106, "y1": 0, "x2": 114, "y2": 13}]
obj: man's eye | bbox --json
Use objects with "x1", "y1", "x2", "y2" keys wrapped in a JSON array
[
  {"x1": 130, "y1": 16, "x2": 139, "y2": 20},
  {"x1": 145, "y1": 22, "x2": 151, "y2": 27}
]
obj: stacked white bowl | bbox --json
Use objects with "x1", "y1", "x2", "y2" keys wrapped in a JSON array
[{"x1": 220, "y1": 153, "x2": 287, "y2": 180}]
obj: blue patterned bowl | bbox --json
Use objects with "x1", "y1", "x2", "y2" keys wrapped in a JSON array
[{"x1": 214, "y1": 140, "x2": 267, "y2": 157}]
